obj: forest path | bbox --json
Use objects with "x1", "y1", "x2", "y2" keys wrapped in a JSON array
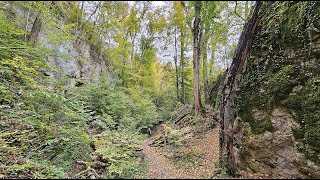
[{"x1": 140, "y1": 127, "x2": 220, "y2": 179}]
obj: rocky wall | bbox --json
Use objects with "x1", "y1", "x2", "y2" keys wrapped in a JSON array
[{"x1": 236, "y1": 1, "x2": 320, "y2": 178}]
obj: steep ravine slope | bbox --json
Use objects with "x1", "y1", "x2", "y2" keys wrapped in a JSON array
[
  {"x1": 210, "y1": 1, "x2": 320, "y2": 178},
  {"x1": 0, "y1": 2, "x2": 126, "y2": 178},
  {"x1": 10, "y1": 2, "x2": 115, "y2": 87}
]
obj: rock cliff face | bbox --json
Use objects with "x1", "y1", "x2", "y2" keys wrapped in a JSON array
[
  {"x1": 37, "y1": 31, "x2": 114, "y2": 87},
  {"x1": 10, "y1": 2, "x2": 115, "y2": 88},
  {"x1": 210, "y1": 1, "x2": 320, "y2": 178}
]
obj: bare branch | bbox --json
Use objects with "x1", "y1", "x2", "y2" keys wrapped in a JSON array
[
  {"x1": 74, "y1": 161, "x2": 100, "y2": 179},
  {"x1": 118, "y1": 14, "x2": 128, "y2": 23},
  {"x1": 83, "y1": 1, "x2": 102, "y2": 26},
  {"x1": 234, "y1": 1, "x2": 245, "y2": 22},
  {"x1": 180, "y1": 1, "x2": 193, "y2": 31}
]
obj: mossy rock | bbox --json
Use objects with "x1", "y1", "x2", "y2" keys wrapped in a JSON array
[
  {"x1": 252, "y1": 119, "x2": 276, "y2": 134},
  {"x1": 266, "y1": 65, "x2": 299, "y2": 102},
  {"x1": 305, "y1": 126, "x2": 320, "y2": 151},
  {"x1": 237, "y1": 1, "x2": 320, "y2": 167}
]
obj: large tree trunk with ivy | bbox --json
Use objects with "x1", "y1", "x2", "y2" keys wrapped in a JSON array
[
  {"x1": 219, "y1": 1, "x2": 261, "y2": 176},
  {"x1": 192, "y1": 1, "x2": 202, "y2": 114}
]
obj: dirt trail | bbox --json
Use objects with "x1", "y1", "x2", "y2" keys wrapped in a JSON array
[{"x1": 140, "y1": 127, "x2": 220, "y2": 179}]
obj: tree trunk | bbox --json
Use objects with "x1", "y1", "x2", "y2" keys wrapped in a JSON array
[
  {"x1": 219, "y1": 1, "x2": 261, "y2": 177},
  {"x1": 193, "y1": 1, "x2": 202, "y2": 114},
  {"x1": 180, "y1": 29, "x2": 186, "y2": 104},
  {"x1": 209, "y1": 44, "x2": 215, "y2": 77},
  {"x1": 202, "y1": 37, "x2": 209, "y2": 104},
  {"x1": 130, "y1": 33, "x2": 136, "y2": 69},
  {"x1": 174, "y1": 26, "x2": 179, "y2": 100}
]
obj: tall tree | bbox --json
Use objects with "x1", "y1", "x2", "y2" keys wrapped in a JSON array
[
  {"x1": 180, "y1": 1, "x2": 203, "y2": 113},
  {"x1": 126, "y1": 5, "x2": 140, "y2": 70},
  {"x1": 174, "y1": 26, "x2": 179, "y2": 99},
  {"x1": 193, "y1": 1, "x2": 202, "y2": 114},
  {"x1": 199, "y1": 1, "x2": 218, "y2": 103},
  {"x1": 180, "y1": 28, "x2": 186, "y2": 104},
  {"x1": 170, "y1": 1, "x2": 187, "y2": 102}
]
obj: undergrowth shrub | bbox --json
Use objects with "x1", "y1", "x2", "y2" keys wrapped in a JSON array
[{"x1": 150, "y1": 124, "x2": 193, "y2": 147}]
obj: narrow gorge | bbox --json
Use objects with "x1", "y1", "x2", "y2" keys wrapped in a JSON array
[{"x1": 0, "y1": 1, "x2": 319, "y2": 179}]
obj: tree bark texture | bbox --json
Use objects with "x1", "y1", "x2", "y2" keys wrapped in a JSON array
[
  {"x1": 202, "y1": 38, "x2": 209, "y2": 104},
  {"x1": 174, "y1": 26, "x2": 179, "y2": 100},
  {"x1": 219, "y1": 1, "x2": 261, "y2": 177},
  {"x1": 193, "y1": 1, "x2": 202, "y2": 114},
  {"x1": 180, "y1": 30, "x2": 186, "y2": 104}
]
